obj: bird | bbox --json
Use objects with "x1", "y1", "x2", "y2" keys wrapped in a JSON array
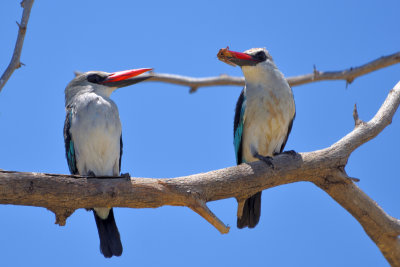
[
  {"x1": 63, "y1": 68, "x2": 152, "y2": 257},
  {"x1": 217, "y1": 47, "x2": 295, "y2": 229}
]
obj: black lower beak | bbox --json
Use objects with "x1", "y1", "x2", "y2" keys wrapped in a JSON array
[{"x1": 103, "y1": 74, "x2": 152, "y2": 88}]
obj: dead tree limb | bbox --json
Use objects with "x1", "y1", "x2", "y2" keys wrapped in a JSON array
[
  {"x1": 0, "y1": 0, "x2": 34, "y2": 93},
  {"x1": 124, "y1": 51, "x2": 400, "y2": 92},
  {"x1": 0, "y1": 81, "x2": 399, "y2": 265}
]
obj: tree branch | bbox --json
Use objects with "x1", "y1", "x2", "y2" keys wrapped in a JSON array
[
  {"x1": 0, "y1": 81, "x2": 399, "y2": 264},
  {"x1": 187, "y1": 198, "x2": 230, "y2": 234},
  {"x1": 288, "y1": 51, "x2": 400, "y2": 86},
  {"x1": 0, "y1": 0, "x2": 34, "y2": 93},
  {"x1": 124, "y1": 51, "x2": 400, "y2": 92}
]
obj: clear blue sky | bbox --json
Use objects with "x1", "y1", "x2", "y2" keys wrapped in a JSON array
[{"x1": 1, "y1": 1, "x2": 399, "y2": 266}]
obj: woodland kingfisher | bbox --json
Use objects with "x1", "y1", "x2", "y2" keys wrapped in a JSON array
[{"x1": 218, "y1": 47, "x2": 295, "y2": 229}]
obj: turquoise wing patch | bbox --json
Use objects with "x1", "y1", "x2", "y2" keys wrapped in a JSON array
[
  {"x1": 234, "y1": 97, "x2": 246, "y2": 164},
  {"x1": 67, "y1": 138, "x2": 77, "y2": 174},
  {"x1": 64, "y1": 109, "x2": 78, "y2": 174}
]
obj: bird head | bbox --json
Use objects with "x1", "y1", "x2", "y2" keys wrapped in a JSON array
[
  {"x1": 65, "y1": 68, "x2": 152, "y2": 106},
  {"x1": 217, "y1": 47, "x2": 281, "y2": 85}
]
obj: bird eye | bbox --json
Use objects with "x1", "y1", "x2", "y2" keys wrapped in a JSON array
[
  {"x1": 255, "y1": 51, "x2": 267, "y2": 61},
  {"x1": 87, "y1": 74, "x2": 106, "y2": 84}
]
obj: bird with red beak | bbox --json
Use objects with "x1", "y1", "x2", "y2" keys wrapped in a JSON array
[
  {"x1": 64, "y1": 68, "x2": 152, "y2": 257},
  {"x1": 218, "y1": 47, "x2": 296, "y2": 229}
]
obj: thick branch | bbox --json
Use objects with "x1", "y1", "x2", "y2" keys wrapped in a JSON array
[
  {"x1": 0, "y1": 0, "x2": 34, "y2": 93},
  {"x1": 0, "y1": 81, "x2": 399, "y2": 263},
  {"x1": 1, "y1": 81, "x2": 400, "y2": 262},
  {"x1": 126, "y1": 51, "x2": 400, "y2": 92},
  {"x1": 313, "y1": 172, "x2": 400, "y2": 266}
]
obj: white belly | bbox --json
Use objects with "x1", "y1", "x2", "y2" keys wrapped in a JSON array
[
  {"x1": 242, "y1": 90, "x2": 295, "y2": 163},
  {"x1": 70, "y1": 93, "x2": 122, "y2": 176}
]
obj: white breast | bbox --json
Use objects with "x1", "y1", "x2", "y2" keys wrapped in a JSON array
[
  {"x1": 69, "y1": 92, "x2": 122, "y2": 176},
  {"x1": 241, "y1": 65, "x2": 295, "y2": 163}
]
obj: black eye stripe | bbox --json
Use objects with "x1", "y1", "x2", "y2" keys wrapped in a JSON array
[
  {"x1": 87, "y1": 74, "x2": 107, "y2": 84},
  {"x1": 254, "y1": 51, "x2": 267, "y2": 61}
]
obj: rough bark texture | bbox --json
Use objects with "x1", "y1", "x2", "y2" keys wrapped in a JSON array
[{"x1": 0, "y1": 81, "x2": 399, "y2": 265}]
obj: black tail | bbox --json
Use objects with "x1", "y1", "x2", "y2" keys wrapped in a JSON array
[
  {"x1": 93, "y1": 208, "x2": 123, "y2": 258},
  {"x1": 237, "y1": 191, "x2": 262, "y2": 229}
]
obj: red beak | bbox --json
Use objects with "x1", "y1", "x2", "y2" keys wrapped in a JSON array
[
  {"x1": 225, "y1": 50, "x2": 255, "y2": 61},
  {"x1": 217, "y1": 47, "x2": 258, "y2": 67},
  {"x1": 102, "y1": 68, "x2": 152, "y2": 84}
]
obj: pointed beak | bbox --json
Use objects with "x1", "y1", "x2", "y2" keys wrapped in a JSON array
[
  {"x1": 217, "y1": 47, "x2": 258, "y2": 67},
  {"x1": 101, "y1": 68, "x2": 153, "y2": 88}
]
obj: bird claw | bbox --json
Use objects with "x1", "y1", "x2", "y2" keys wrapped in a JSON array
[
  {"x1": 253, "y1": 152, "x2": 274, "y2": 169},
  {"x1": 120, "y1": 172, "x2": 131, "y2": 180},
  {"x1": 87, "y1": 170, "x2": 96, "y2": 178},
  {"x1": 281, "y1": 150, "x2": 297, "y2": 156}
]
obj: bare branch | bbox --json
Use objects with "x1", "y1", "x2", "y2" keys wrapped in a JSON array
[
  {"x1": 288, "y1": 52, "x2": 400, "y2": 86},
  {"x1": 0, "y1": 81, "x2": 399, "y2": 264},
  {"x1": 236, "y1": 198, "x2": 246, "y2": 218},
  {"x1": 313, "y1": 171, "x2": 400, "y2": 266},
  {"x1": 188, "y1": 199, "x2": 230, "y2": 234},
  {"x1": 143, "y1": 72, "x2": 245, "y2": 93},
  {"x1": 332, "y1": 81, "x2": 400, "y2": 156},
  {"x1": 353, "y1": 104, "x2": 364, "y2": 127},
  {"x1": 126, "y1": 51, "x2": 400, "y2": 91},
  {"x1": 0, "y1": 0, "x2": 34, "y2": 93}
]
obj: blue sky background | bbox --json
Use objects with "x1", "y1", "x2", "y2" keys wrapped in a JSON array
[{"x1": 0, "y1": 1, "x2": 399, "y2": 266}]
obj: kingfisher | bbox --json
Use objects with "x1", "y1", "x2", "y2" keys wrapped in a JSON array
[
  {"x1": 217, "y1": 47, "x2": 295, "y2": 229},
  {"x1": 63, "y1": 68, "x2": 152, "y2": 257}
]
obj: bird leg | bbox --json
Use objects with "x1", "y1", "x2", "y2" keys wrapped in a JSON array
[{"x1": 252, "y1": 151, "x2": 274, "y2": 169}]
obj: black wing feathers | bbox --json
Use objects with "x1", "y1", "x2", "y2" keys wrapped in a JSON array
[
  {"x1": 234, "y1": 89, "x2": 245, "y2": 164},
  {"x1": 278, "y1": 112, "x2": 295, "y2": 154},
  {"x1": 119, "y1": 135, "x2": 123, "y2": 174},
  {"x1": 64, "y1": 107, "x2": 78, "y2": 175}
]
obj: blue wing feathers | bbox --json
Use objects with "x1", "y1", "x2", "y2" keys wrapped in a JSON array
[
  {"x1": 234, "y1": 107, "x2": 244, "y2": 163},
  {"x1": 67, "y1": 140, "x2": 76, "y2": 174},
  {"x1": 64, "y1": 108, "x2": 78, "y2": 175}
]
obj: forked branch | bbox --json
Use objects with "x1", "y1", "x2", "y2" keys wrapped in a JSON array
[{"x1": 0, "y1": 81, "x2": 399, "y2": 264}]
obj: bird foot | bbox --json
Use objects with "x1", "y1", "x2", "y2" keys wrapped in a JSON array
[
  {"x1": 86, "y1": 170, "x2": 96, "y2": 178},
  {"x1": 281, "y1": 150, "x2": 297, "y2": 156},
  {"x1": 120, "y1": 172, "x2": 131, "y2": 180},
  {"x1": 253, "y1": 152, "x2": 274, "y2": 169}
]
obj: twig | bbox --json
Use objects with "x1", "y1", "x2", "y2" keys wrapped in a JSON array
[
  {"x1": 289, "y1": 52, "x2": 400, "y2": 87},
  {"x1": 332, "y1": 81, "x2": 400, "y2": 156},
  {"x1": 0, "y1": 0, "x2": 34, "y2": 93},
  {"x1": 188, "y1": 199, "x2": 230, "y2": 234},
  {"x1": 236, "y1": 198, "x2": 246, "y2": 218},
  {"x1": 353, "y1": 104, "x2": 364, "y2": 127}
]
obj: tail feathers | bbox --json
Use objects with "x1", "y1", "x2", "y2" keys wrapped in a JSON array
[
  {"x1": 93, "y1": 208, "x2": 123, "y2": 258},
  {"x1": 237, "y1": 191, "x2": 262, "y2": 229}
]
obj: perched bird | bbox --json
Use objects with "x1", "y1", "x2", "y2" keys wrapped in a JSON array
[
  {"x1": 63, "y1": 68, "x2": 152, "y2": 257},
  {"x1": 217, "y1": 47, "x2": 295, "y2": 229}
]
